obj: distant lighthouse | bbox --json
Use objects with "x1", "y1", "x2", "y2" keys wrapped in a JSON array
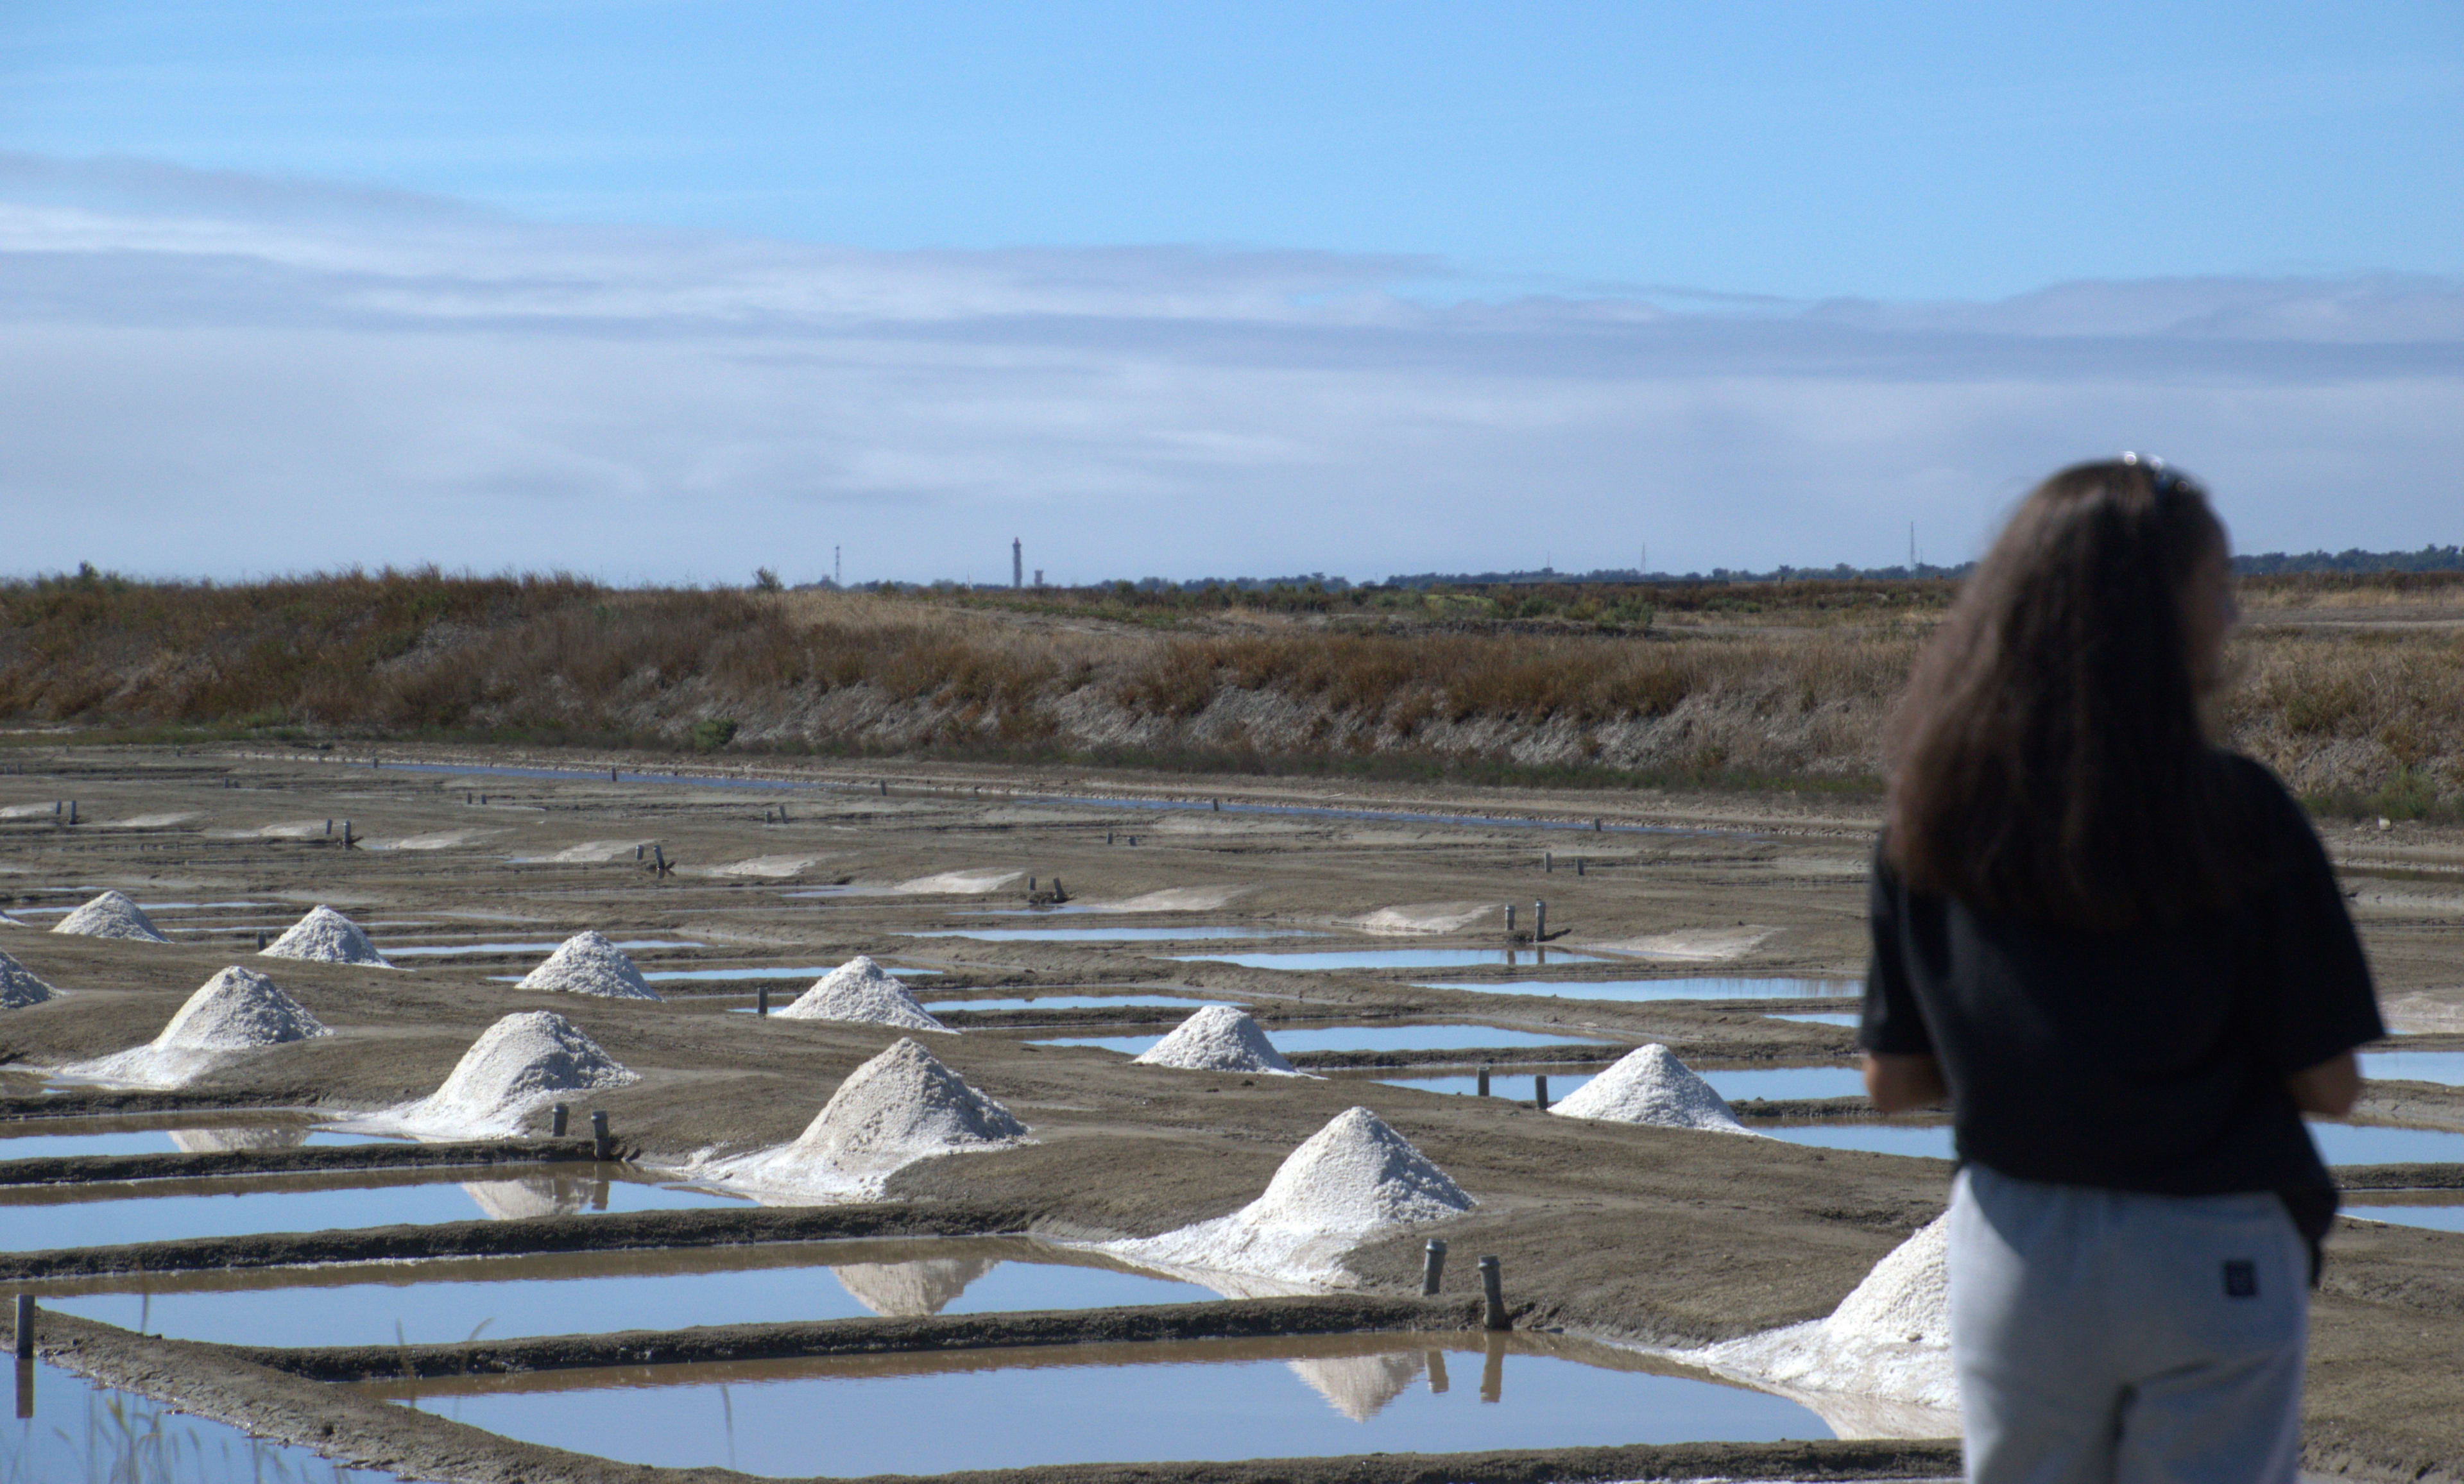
[{"x1": 1012, "y1": 538, "x2": 1023, "y2": 590}]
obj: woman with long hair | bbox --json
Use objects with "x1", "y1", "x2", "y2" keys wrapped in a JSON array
[{"x1": 1861, "y1": 457, "x2": 2382, "y2": 1483}]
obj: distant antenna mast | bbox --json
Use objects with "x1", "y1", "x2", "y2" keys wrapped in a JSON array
[
  {"x1": 1012, "y1": 538, "x2": 1023, "y2": 590},
  {"x1": 1908, "y1": 522, "x2": 1917, "y2": 569},
  {"x1": 834, "y1": 545, "x2": 841, "y2": 586}
]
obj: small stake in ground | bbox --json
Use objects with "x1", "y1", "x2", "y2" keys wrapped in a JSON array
[
  {"x1": 591, "y1": 1109, "x2": 613, "y2": 1161},
  {"x1": 1422, "y1": 1238, "x2": 1448, "y2": 1295},
  {"x1": 1479, "y1": 1256, "x2": 1509, "y2": 1330},
  {"x1": 1476, "y1": 1064, "x2": 1491, "y2": 1097},
  {"x1": 1534, "y1": 1074, "x2": 1550, "y2": 1111},
  {"x1": 757, "y1": 985, "x2": 770, "y2": 1016},
  {"x1": 1504, "y1": 903, "x2": 1516, "y2": 935},
  {"x1": 551, "y1": 1103, "x2": 569, "y2": 1138},
  {"x1": 1576, "y1": 858, "x2": 1584, "y2": 876},
  {"x1": 13, "y1": 1296, "x2": 30, "y2": 1360},
  {"x1": 1535, "y1": 900, "x2": 1547, "y2": 940}
]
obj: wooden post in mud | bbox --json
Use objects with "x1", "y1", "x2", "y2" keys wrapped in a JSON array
[
  {"x1": 1544, "y1": 851, "x2": 1552, "y2": 873},
  {"x1": 757, "y1": 985, "x2": 770, "y2": 1016},
  {"x1": 1479, "y1": 1256, "x2": 1509, "y2": 1330},
  {"x1": 1504, "y1": 903, "x2": 1516, "y2": 935},
  {"x1": 1533, "y1": 1074, "x2": 1550, "y2": 1111},
  {"x1": 1476, "y1": 1064, "x2": 1491, "y2": 1096},
  {"x1": 551, "y1": 1104, "x2": 569, "y2": 1138},
  {"x1": 13, "y1": 1296, "x2": 31, "y2": 1360},
  {"x1": 591, "y1": 1109, "x2": 613, "y2": 1161},
  {"x1": 1422, "y1": 1239, "x2": 1447, "y2": 1295},
  {"x1": 1576, "y1": 858, "x2": 1584, "y2": 876},
  {"x1": 1534, "y1": 900, "x2": 1546, "y2": 940}
]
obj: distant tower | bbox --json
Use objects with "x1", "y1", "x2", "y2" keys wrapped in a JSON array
[
  {"x1": 1012, "y1": 538, "x2": 1023, "y2": 590},
  {"x1": 834, "y1": 545, "x2": 841, "y2": 586}
]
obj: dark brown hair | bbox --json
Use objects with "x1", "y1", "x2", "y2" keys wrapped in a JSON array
[{"x1": 1883, "y1": 458, "x2": 2250, "y2": 928}]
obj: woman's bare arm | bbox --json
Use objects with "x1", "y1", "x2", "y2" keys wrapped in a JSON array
[
  {"x1": 1863, "y1": 1052, "x2": 1948, "y2": 1113},
  {"x1": 2286, "y1": 1050, "x2": 2361, "y2": 1118}
]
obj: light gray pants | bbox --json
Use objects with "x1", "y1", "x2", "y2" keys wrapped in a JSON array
[{"x1": 1948, "y1": 1164, "x2": 2309, "y2": 1484}]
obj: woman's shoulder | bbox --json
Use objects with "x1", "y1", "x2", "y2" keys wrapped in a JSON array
[{"x1": 2207, "y1": 749, "x2": 2327, "y2": 858}]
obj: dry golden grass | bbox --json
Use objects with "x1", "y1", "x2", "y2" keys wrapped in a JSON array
[{"x1": 1, "y1": 570, "x2": 2454, "y2": 812}]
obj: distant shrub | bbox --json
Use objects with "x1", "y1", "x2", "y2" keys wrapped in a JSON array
[{"x1": 691, "y1": 717, "x2": 740, "y2": 752}]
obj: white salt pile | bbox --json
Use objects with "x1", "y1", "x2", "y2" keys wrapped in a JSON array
[
  {"x1": 1106, "y1": 1107, "x2": 1473, "y2": 1287},
  {"x1": 1547, "y1": 1045, "x2": 1757, "y2": 1135},
  {"x1": 1675, "y1": 1213, "x2": 1954, "y2": 1423},
  {"x1": 1132, "y1": 1005, "x2": 1307, "y2": 1076},
  {"x1": 776, "y1": 957, "x2": 948, "y2": 1032},
  {"x1": 260, "y1": 905, "x2": 394, "y2": 968},
  {"x1": 51, "y1": 890, "x2": 169, "y2": 943},
  {"x1": 0, "y1": 949, "x2": 60, "y2": 1009},
  {"x1": 370, "y1": 1010, "x2": 639, "y2": 1139},
  {"x1": 61, "y1": 966, "x2": 330, "y2": 1089},
  {"x1": 515, "y1": 931, "x2": 662, "y2": 1000},
  {"x1": 706, "y1": 1038, "x2": 1030, "y2": 1200}
]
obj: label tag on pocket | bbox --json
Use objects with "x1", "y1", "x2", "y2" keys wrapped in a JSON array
[{"x1": 2223, "y1": 1259, "x2": 2259, "y2": 1299}]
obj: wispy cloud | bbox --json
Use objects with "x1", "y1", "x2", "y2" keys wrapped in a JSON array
[{"x1": 3, "y1": 154, "x2": 2458, "y2": 583}]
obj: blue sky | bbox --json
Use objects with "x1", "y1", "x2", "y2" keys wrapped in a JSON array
[{"x1": 1, "y1": 3, "x2": 2459, "y2": 582}]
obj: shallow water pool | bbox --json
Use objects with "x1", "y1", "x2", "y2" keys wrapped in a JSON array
[
  {"x1": 0, "y1": 1360, "x2": 368, "y2": 1481},
  {"x1": 1698, "y1": 1066, "x2": 1868, "y2": 1102},
  {"x1": 364, "y1": 1334, "x2": 1829, "y2": 1474},
  {"x1": 2307, "y1": 1122, "x2": 2464, "y2": 1166},
  {"x1": 2360, "y1": 1051, "x2": 2464, "y2": 1087},
  {"x1": 389, "y1": 939, "x2": 703, "y2": 957},
  {"x1": 910, "y1": 927, "x2": 1318, "y2": 943},
  {"x1": 1036, "y1": 1025, "x2": 1621, "y2": 1057},
  {"x1": 37, "y1": 1238, "x2": 1214, "y2": 1346},
  {"x1": 1362, "y1": 1070, "x2": 1602, "y2": 1101},
  {"x1": 2345, "y1": 1199, "x2": 2464, "y2": 1234},
  {"x1": 1173, "y1": 948, "x2": 1605, "y2": 971},
  {"x1": 1765, "y1": 1011, "x2": 1861, "y2": 1027},
  {"x1": 925, "y1": 995, "x2": 1222, "y2": 1012},
  {"x1": 1417, "y1": 977, "x2": 1858, "y2": 1003},
  {"x1": 1761, "y1": 1125, "x2": 1957, "y2": 1159},
  {"x1": 0, "y1": 1115, "x2": 400, "y2": 1162},
  {"x1": 0, "y1": 1166, "x2": 748, "y2": 1252}
]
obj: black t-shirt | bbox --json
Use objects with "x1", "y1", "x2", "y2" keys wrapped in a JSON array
[{"x1": 1862, "y1": 754, "x2": 2383, "y2": 1225}]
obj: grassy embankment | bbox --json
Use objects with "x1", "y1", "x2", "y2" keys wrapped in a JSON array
[{"x1": 3, "y1": 567, "x2": 2460, "y2": 819}]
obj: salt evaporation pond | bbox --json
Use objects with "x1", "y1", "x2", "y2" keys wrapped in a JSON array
[
  {"x1": 0, "y1": 1168, "x2": 747, "y2": 1250},
  {"x1": 0, "y1": 1114, "x2": 400, "y2": 1161},
  {"x1": 1417, "y1": 977, "x2": 1858, "y2": 1002},
  {"x1": 0, "y1": 1360, "x2": 371, "y2": 1482},
  {"x1": 927, "y1": 995, "x2": 1221, "y2": 1012},
  {"x1": 2361, "y1": 1051, "x2": 2464, "y2": 1086},
  {"x1": 1763, "y1": 1125, "x2": 1958, "y2": 1159},
  {"x1": 364, "y1": 1335, "x2": 1827, "y2": 1474},
  {"x1": 40, "y1": 1238, "x2": 1213, "y2": 1346},
  {"x1": 1035, "y1": 1025, "x2": 1620, "y2": 1057},
  {"x1": 391, "y1": 939, "x2": 702, "y2": 957},
  {"x1": 910, "y1": 927, "x2": 1320, "y2": 943},
  {"x1": 2345, "y1": 1198, "x2": 2464, "y2": 1234},
  {"x1": 1174, "y1": 948, "x2": 1605, "y2": 971},
  {"x1": 1767, "y1": 1011, "x2": 1861, "y2": 1027},
  {"x1": 2307, "y1": 1122, "x2": 2464, "y2": 1165},
  {"x1": 1364, "y1": 1064, "x2": 1860, "y2": 1101}
]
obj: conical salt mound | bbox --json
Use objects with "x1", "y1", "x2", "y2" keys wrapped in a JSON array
[
  {"x1": 1548, "y1": 1044, "x2": 1756, "y2": 1134},
  {"x1": 712, "y1": 1038, "x2": 1030, "y2": 1200},
  {"x1": 261, "y1": 905, "x2": 393, "y2": 968},
  {"x1": 1677, "y1": 1213, "x2": 1955, "y2": 1415},
  {"x1": 1106, "y1": 1107, "x2": 1473, "y2": 1286},
  {"x1": 52, "y1": 890, "x2": 169, "y2": 943},
  {"x1": 515, "y1": 931, "x2": 661, "y2": 1000},
  {"x1": 381, "y1": 1011, "x2": 640, "y2": 1138},
  {"x1": 60, "y1": 966, "x2": 330, "y2": 1088},
  {"x1": 776, "y1": 956, "x2": 947, "y2": 1031},
  {"x1": 1133, "y1": 1005, "x2": 1304, "y2": 1075},
  {"x1": 0, "y1": 950, "x2": 60, "y2": 1009}
]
